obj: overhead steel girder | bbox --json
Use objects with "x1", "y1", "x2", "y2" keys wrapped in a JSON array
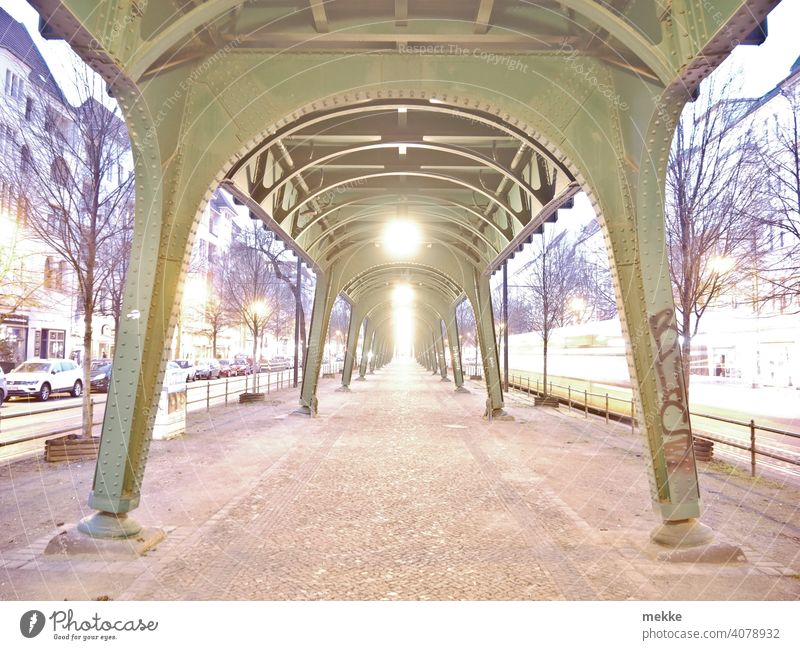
[
  {"x1": 295, "y1": 194, "x2": 512, "y2": 254},
  {"x1": 257, "y1": 141, "x2": 554, "y2": 213},
  {"x1": 302, "y1": 204, "x2": 501, "y2": 262},
  {"x1": 266, "y1": 171, "x2": 528, "y2": 241},
  {"x1": 115, "y1": 1, "x2": 677, "y2": 85},
  {"x1": 343, "y1": 269, "x2": 462, "y2": 306},
  {"x1": 226, "y1": 99, "x2": 573, "y2": 187},
  {"x1": 314, "y1": 221, "x2": 496, "y2": 270},
  {"x1": 342, "y1": 262, "x2": 463, "y2": 301}
]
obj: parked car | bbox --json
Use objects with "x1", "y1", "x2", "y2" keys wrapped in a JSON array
[
  {"x1": 173, "y1": 359, "x2": 196, "y2": 382},
  {"x1": 231, "y1": 358, "x2": 251, "y2": 375},
  {"x1": 0, "y1": 367, "x2": 7, "y2": 403},
  {"x1": 218, "y1": 359, "x2": 235, "y2": 377},
  {"x1": 5, "y1": 359, "x2": 83, "y2": 401},
  {"x1": 90, "y1": 359, "x2": 113, "y2": 393},
  {"x1": 194, "y1": 358, "x2": 221, "y2": 380},
  {"x1": 262, "y1": 356, "x2": 292, "y2": 372}
]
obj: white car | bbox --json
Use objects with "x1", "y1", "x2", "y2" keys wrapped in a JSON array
[{"x1": 5, "y1": 359, "x2": 84, "y2": 401}]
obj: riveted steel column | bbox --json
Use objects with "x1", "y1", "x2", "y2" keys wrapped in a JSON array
[
  {"x1": 340, "y1": 306, "x2": 364, "y2": 390},
  {"x1": 466, "y1": 271, "x2": 505, "y2": 417},
  {"x1": 605, "y1": 100, "x2": 709, "y2": 544},
  {"x1": 297, "y1": 271, "x2": 336, "y2": 415},
  {"x1": 358, "y1": 319, "x2": 375, "y2": 379},
  {"x1": 444, "y1": 309, "x2": 466, "y2": 391},
  {"x1": 437, "y1": 320, "x2": 449, "y2": 381},
  {"x1": 79, "y1": 95, "x2": 207, "y2": 538}
]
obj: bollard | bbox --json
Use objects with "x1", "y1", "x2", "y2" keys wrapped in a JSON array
[
  {"x1": 605, "y1": 393, "x2": 609, "y2": 424},
  {"x1": 750, "y1": 419, "x2": 757, "y2": 477}
]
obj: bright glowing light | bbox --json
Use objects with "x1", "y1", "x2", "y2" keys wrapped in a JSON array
[
  {"x1": 569, "y1": 297, "x2": 586, "y2": 313},
  {"x1": 383, "y1": 220, "x2": 420, "y2": 257},
  {"x1": 393, "y1": 284, "x2": 414, "y2": 306},
  {"x1": 250, "y1": 300, "x2": 267, "y2": 317},
  {"x1": 709, "y1": 255, "x2": 735, "y2": 274},
  {"x1": 393, "y1": 306, "x2": 414, "y2": 358},
  {"x1": 398, "y1": 144, "x2": 407, "y2": 155}
]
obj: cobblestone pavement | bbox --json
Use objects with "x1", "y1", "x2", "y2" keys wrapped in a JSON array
[{"x1": 1, "y1": 361, "x2": 798, "y2": 600}]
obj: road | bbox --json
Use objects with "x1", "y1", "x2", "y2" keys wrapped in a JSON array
[{"x1": 0, "y1": 368, "x2": 306, "y2": 463}]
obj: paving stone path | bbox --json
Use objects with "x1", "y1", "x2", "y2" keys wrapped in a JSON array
[{"x1": 2, "y1": 360, "x2": 797, "y2": 600}]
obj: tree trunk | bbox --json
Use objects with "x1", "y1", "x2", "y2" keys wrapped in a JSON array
[
  {"x1": 542, "y1": 336, "x2": 548, "y2": 397},
  {"x1": 212, "y1": 329, "x2": 217, "y2": 358},
  {"x1": 82, "y1": 305, "x2": 93, "y2": 439},
  {"x1": 251, "y1": 328, "x2": 258, "y2": 394},
  {"x1": 681, "y1": 310, "x2": 692, "y2": 398}
]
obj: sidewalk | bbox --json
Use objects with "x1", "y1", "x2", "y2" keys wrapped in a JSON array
[{"x1": 0, "y1": 360, "x2": 798, "y2": 600}]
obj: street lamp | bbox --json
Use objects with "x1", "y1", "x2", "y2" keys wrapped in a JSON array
[
  {"x1": 709, "y1": 255, "x2": 735, "y2": 275},
  {"x1": 569, "y1": 296, "x2": 587, "y2": 323}
]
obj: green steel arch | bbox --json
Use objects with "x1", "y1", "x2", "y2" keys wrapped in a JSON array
[{"x1": 28, "y1": 0, "x2": 779, "y2": 547}]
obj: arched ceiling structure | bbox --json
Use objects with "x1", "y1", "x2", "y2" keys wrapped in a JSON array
[{"x1": 29, "y1": 0, "x2": 781, "y2": 543}]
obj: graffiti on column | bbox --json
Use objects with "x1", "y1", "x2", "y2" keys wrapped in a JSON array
[{"x1": 648, "y1": 308, "x2": 694, "y2": 476}]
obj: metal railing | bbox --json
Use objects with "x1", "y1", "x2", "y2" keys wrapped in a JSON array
[
  {"x1": 497, "y1": 372, "x2": 800, "y2": 477},
  {"x1": 0, "y1": 362, "x2": 345, "y2": 450}
]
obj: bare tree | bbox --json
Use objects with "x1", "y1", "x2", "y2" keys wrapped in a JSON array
[
  {"x1": 222, "y1": 225, "x2": 275, "y2": 393},
  {"x1": 756, "y1": 85, "x2": 800, "y2": 308},
  {"x1": 519, "y1": 229, "x2": 583, "y2": 398},
  {"x1": 1, "y1": 69, "x2": 133, "y2": 436},
  {"x1": 665, "y1": 77, "x2": 765, "y2": 390},
  {"x1": 251, "y1": 225, "x2": 312, "y2": 362}
]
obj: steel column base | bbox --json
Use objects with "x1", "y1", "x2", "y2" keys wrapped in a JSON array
[
  {"x1": 355, "y1": 376, "x2": 366, "y2": 381},
  {"x1": 650, "y1": 518, "x2": 714, "y2": 548},
  {"x1": 455, "y1": 386, "x2": 470, "y2": 393},
  {"x1": 335, "y1": 385, "x2": 351, "y2": 392},
  {"x1": 440, "y1": 376, "x2": 451, "y2": 382},
  {"x1": 77, "y1": 511, "x2": 143, "y2": 539}
]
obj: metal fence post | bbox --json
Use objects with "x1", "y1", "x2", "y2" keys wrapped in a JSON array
[
  {"x1": 584, "y1": 390, "x2": 588, "y2": 418},
  {"x1": 630, "y1": 400, "x2": 635, "y2": 434},
  {"x1": 750, "y1": 419, "x2": 757, "y2": 477},
  {"x1": 527, "y1": 377, "x2": 530, "y2": 395},
  {"x1": 225, "y1": 377, "x2": 229, "y2": 405},
  {"x1": 267, "y1": 371, "x2": 270, "y2": 394},
  {"x1": 567, "y1": 386, "x2": 571, "y2": 412},
  {"x1": 206, "y1": 382, "x2": 210, "y2": 411},
  {"x1": 605, "y1": 393, "x2": 609, "y2": 424}
]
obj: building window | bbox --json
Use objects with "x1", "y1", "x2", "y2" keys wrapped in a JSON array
[
  {"x1": 51, "y1": 157, "x2": 71, "y2": 188},
  {"x1": 20, "y1": 144, "x2": 31, "y2": 173},
  {"x1": 16, "y1": 194, "x2": 28, "y2": 225},
  {"x1": 4, "y1": 70, "x2": 24, "y2": 99},
  {"x1": 25, "y1": 97, "x2": 33, "y2": 120},
  {"x1": 44, "y1": 256, "x2": 54, "y2": 289},
  {"x1": 209, "y1": 213, "x2": 220, "y2": 236},
  {"x1": 48, "y1": 330, "x2": 65, "y2": 358},
  {"x1": 208, "y1": 243, "x2": 217, "y2": 265},
  {"x1": 57, "y1": 260, "x2": 67, "y2": 291}
]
